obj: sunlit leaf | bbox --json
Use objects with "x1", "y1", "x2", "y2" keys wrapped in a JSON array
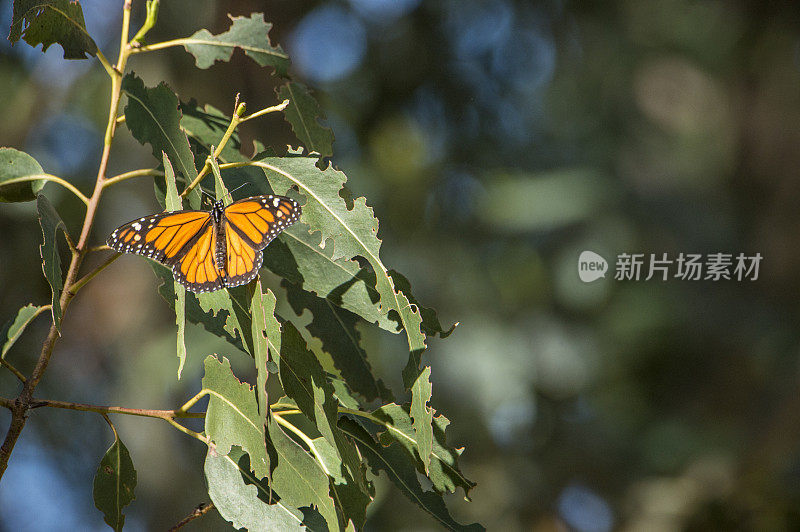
[
  {"x1": 203, "y1": 355, "x2": 268, "y2": 479},
  {"x1": 1, "y1": 304, "x2": 44, "y2": 359},
  {"x1": 250, "y1": 281, "x2": 274, "y2": 423},
  {"x1": 183, "y1": 13, "x2": 289, "y2": 75},
  {"x1": 9, "y1": 0, "x2": 98, "y2": 59},
  {"x1": 37, "y1": 195, "x2": 65, "y2": 331},
  {"x1": 122, "y1": 73, "x2": 197, "y2": 184},
  {"x1": 253, "y1": 155, "x2": 429, "y2": 388},
  {"x1": 205, "y1": 446, "x2": 305, "y2": 531},
  {"x1": 373, "y1": 403, "x2": 476, "y2": 498},
  {"x1": 0, "y1": 148, "x2": 46, "y2": 202},
  {"x1": 340, "y1": 418, "x2": 483, "y2": 532},
  {"x1": 277, "y1": 82, "x2": 334, "y2": 159},
  {"x1": 93, "y1": 431, "x2": 137, "y2": 531},
  {"x1": 161, "y1": 153, "x2": 188, "y2": 379},
  {"x1": 266, "y1": 420, "x2": 340, "y2": 531},
  {"x1": 411, "y1": 367, "x2": 434, "y2": 473}
]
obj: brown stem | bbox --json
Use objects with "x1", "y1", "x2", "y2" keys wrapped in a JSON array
[
  {"x1": 24, "y1": 397, "x2": 205, "y2": 420},
  {"x1": 0, "y1": 0, "x2": 134, "y2": 482},
  {"x1": 168, "y1": 502, "x2": 215, "y2": 532}
]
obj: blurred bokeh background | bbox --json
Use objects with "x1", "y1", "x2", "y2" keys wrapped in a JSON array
[{"x1": 2, "y1": 0, "x2": 800, "y2": 530}]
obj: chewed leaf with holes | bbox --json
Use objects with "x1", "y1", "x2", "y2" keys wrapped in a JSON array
[
  {"x1": 278, "y1": 82, "x2": 334, "y2": 159},
  {"x1": 340, "y1": 418, "x2": 483, "y2": 532},
  {"x1": 254, "y1": 155, "x2": 453, "y2": 387},
  {"x1": 122, "y1": 73, "x2": 198, "y2": 186},
  {"x1": 373, "y1": 403, "x2": 477, "y2": 498},
  {"x1": 183, "y1": 13, "x2": 289, "y2": 75},
  {"x1": 9, "y1": 0, "x2": 98, "y2": 59},
  {"x1": 202, "y1": 355, "x2": 268, "y2": 479}
]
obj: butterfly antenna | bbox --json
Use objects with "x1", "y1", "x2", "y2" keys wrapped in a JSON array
[{"x1": 225, "y1": 183, "x2": 250, "y2": 200}]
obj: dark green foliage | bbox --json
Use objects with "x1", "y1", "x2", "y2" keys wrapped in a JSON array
[
  {"x1": 93, "y1": 432, "x2": 137, "y2": 531},
  {"x1": 1, "y1": 5, "x2": 476, "y2": 531},
  {"x1": 9, "y1": 0, "x2": 97, "y2": 59}
]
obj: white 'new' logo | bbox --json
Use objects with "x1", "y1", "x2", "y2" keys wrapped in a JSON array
[{"x1": 578, "y1": 251, "x2": 608, "y2": 283}]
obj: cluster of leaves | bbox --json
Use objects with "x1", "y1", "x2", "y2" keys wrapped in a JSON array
[{"x1": 0, "y1": 2, "x2": 481, "y2": 530}]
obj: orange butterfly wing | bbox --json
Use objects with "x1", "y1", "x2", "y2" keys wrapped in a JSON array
[
  {"x1": 222, "y1": 195, "x2": 301, "y2": 287},
  {"x1": 107, "y1": 211, "x2": 210, "y2": 264},
  {"x1": 172, "y1": 222, "x2": 225, "y2": 293},
  {"x1": 108, "y1": 194, "x2": 300, "y2": 293}
]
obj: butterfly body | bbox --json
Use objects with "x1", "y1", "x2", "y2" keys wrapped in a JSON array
[{"x1": 107, "y1": 195, "x2": 301, "y2": 293}]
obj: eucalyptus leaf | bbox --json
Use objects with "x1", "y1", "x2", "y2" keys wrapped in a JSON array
[
  {"x1": 205, "y1": 446, "x2": 305, "y2": 531},
  {"x1": 266, "y1": 420, "x2": 340, "y2": 532},
  {"x1": 253, "y1": 156, "x2": 430, "y2": 388},
  {"x1": 1, "y1": 304, "x2": 44, "y2": 359},
  {"x1": 0, "y1": 148, "x2": 46, "y2": 203},
  {"x1": 183, "y1": 14, "x2": 289, "y2": 75},
  {"x1": 37, "y1": 195, "x2": 65, "y2": 331},
  {"x1": 93, "y1": 432, "x2": 137, "y2": 531},
  {"x1": 9, "y1": 0, "x2": 98, "y2": 59},
  {"x1": 340, "y1": 418, "x2": 483, "y2": 532},
  {"x1": 373, "y1": 403, "x2": 476, "y2": 498},
  {"x1": 284, "y1": 280, "x2": 392, "y2": 403},
  {"x1": 162, "y1": 153, "x2": 188, "y2": 379},
  {"x1": 411, "y1": 367, "x2": 434, "y2": 473},
  {"x1": 203, "y1": 355, "x2": 268, "y2": 479},
  {"x1": 277, "y1": 82, "x2": 334, "y2": 159},
  {"x1": 122, "y1": 73, "x2": 197, "y2": 184}
]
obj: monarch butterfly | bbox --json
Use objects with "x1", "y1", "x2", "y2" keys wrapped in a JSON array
[{"x1": 107, "y1": 194, "x2": 301, "y2": 293}]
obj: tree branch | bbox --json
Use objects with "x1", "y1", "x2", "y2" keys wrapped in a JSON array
[
  {"x1": 0, "y1": 0, "x2": 136, "y2": 481},
  {"x1": 168, "y1": 502, "x2": 215, "y2": 532}
]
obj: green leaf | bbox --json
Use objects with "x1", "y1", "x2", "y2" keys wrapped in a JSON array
[
  {"x1": 284, "y1": 280, "x2": 392, "y2": 403},
  {"x1": 253, "y1": 156, "x2": 428, "y2": 388},
  {"x1": 266, "y1": 224, "x2": 392, "y2": 331},
  {"x1": 181, "y1": 101, "x2": 246, "y2": 166},
  {"x1": 183, "y1": 13, "x2": 289, "y2": 75},
  {"x1": 0, "y1": 148, "x2": 46, "y2": 202},
  {"x1": 205, "y1": 446, "x2": 305, "y2": 531},
  {"x1": 277, "y1": 82, "x2": 334, "y2": 159},
  {"x1": 161, "y1": 153, "x2": 188, "y2": 379},
  {"x1": 202, "y1": 355, "x2": 268, "y2": 479},
  {"x1": 152, "y1": 265, "x2": 249, "y2": 353},
  {"x1": 340, "y1": 418, "x2": 484, "y2": 532},
  {"x1": 9, "y1": 0, "x2": 98, "y2": 59},
  {"x1": 373, "y1": 403, "x2": 476, "y2": 499},
  {"x1": 93, "y1": 431, "x2": 137, "y2": 531},
  {"x1": 266, "y1": 420, "x2": 340, "y2": 532},
  {"x1": 279, "y1": 322, "x2": 366, "y2": 493},
  {"x1": 37, "y1": 195, "x2": 65, "y2": 331},
  {"x1": 1, "y1": 304, "x2": 44, "y2": 359},
  {"x1": 122, "y1": 73, "x2": 197, "y2": 183},
  {"x1": 250, "y1": 281, "x2": 274, "y2": 424},
  {"x1": 411, "y1": 367, "x2": 434, "y2": 473}
]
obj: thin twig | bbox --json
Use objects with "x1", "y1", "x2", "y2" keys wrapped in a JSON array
[
  {"x1": 25, "y1": 397, "x2": 205, "y2": 420},
  {"x1": 240, "y1": 99, "x2": 289, "y2": 123},
  {"x1": 0, "y1": 361, "x2": 25, "y2": 384},
  {"x1": 103, "y1": 168, "x2": 164, "y2": 189},
  {"x1": 68, "y1": 253, "x2": 121, "y2": 296},
  {"x1": 0, "y1": 174, "x2": 89, "y2": 205},
  {"x1": 168, "y1": 502, "x2": 215, "y2": 532},
  {"x1": 0, "y1": 0, "x2": 136, "y2": 481}
]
